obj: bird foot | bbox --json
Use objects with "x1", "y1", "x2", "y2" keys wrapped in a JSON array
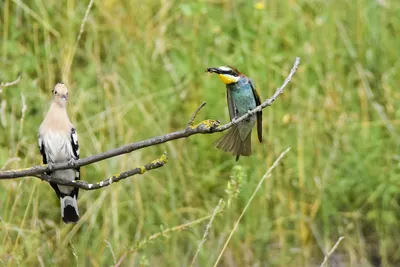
[
  {"x1": 247, "y1": 110, "x2": 253, "y2": 116},
  {"x1": 68, "y1": 158, "x2": 77, "y2": 167},
  {"x1": 47, "y1": 162, "x2": 55, "y2": 171},
  {"x1": 231, "y1": 117, "x2": 239, "y2": 125}
]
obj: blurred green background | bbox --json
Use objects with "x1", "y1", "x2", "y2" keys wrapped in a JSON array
[{"x1": 1, "y1": 0, "x2": 400, "y2": 266}]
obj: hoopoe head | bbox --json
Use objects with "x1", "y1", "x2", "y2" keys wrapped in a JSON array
[
  {"x1": 52, "y1": 83, "x2": 69, "y2": 107},
  {"x1": 206, "y1": 66, "x2": 242, "y2": 85}
]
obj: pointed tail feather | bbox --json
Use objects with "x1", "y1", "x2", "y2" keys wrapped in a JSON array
[
  {"x1": 213, "y1": 126, "x2": 252, "y2": 160},
  {"x1": 61, "y1": 196, "x2": 79, "y2": 223}
]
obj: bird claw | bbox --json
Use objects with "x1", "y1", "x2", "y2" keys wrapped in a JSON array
[
  {"x1": 247, "y1": 110, "x2": 253, "y2": 116},
  {"x1": 231, "y1": 117, "x2": 238, "y2": 125},
  {"x1": 68, "y1": 158, "x2": 77, "y2": 167},
  {"x1": 47, "y1": 162, "x2": 55, "y2": 171}
]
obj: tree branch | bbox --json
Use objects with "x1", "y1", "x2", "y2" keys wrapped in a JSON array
[
  {"x1": 35, "y1": 153, "x2": 168, "y2": 190},
  {"x1": 186, "y1": 101, "x2": 208, "y2": 129},
  {"x1": 319, "y1": 236, "x2": 345, "y2": 267},
  {"x1": 0, "y1": 73, "x2": 22, "y2": 93},
  {"x1": 0, "y1": 57, "x2": 300, "y2": 183}
]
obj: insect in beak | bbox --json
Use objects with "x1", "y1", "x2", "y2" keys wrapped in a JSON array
[{"x1": 206, "y1": 67, "x2": 221, "y2": 74}]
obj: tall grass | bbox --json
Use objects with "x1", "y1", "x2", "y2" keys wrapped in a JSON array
[{"x1": 1, "y1": 0, "x2": 399, "y2": 266}]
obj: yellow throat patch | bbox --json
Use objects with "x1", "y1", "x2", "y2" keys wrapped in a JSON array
[{"x1": 218, "y1": 74, "x2": 238, "y2": 84}]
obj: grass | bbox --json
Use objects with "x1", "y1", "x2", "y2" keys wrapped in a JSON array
[{"x1": 1, "y1": 0, "x2": 400, "y2": 266}]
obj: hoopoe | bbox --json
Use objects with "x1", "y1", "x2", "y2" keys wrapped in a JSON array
[{"x1": 38, "y1": 83, "x2": 80, "y2": 223}]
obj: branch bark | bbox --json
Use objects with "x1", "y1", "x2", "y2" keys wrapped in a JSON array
[
  {"x1": 34, "y1": 153, "x2": 168, "y2": 190},
  {"x1": 0, "y1": 57, "x2": 300, "y2": 188}
]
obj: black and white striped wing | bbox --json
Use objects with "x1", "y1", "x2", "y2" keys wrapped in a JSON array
[
  {"x1": 70, "y1": 127, "x2": 80, "y2": 199},
  {"x1": 38, "y1": 134, "x2": 48, "y2": 165},
  {"x1": 70, "y1": 128, "x2": 80, "y2": 159}
]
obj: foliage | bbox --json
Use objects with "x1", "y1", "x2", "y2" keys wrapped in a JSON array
[{"x1": 1, "y1": 0, "x2": 400, "y2": 266}]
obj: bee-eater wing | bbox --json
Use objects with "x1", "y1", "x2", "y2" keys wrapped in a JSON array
[
  {"x1": 226, "y1": 88, "x2": 237, "y2": 121},
  {"x1": 249, "y1": 79, "x2": 262, "y2": 143}
]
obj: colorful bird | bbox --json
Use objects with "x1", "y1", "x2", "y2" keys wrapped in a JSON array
[
  {"x1": 38, "y1": 83, "x2": 80, "y2": 223},
  {"x1": 206, "y1": 66, "x2": 262, "y2": 161}
]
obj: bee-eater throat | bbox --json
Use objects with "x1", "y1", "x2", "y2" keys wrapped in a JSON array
[{"x1": 218, "y1": 74, "x2": 239, "y2": 84}]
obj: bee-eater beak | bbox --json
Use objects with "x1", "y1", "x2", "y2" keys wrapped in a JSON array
[{"x1": 206, "y1": 67, "x2": 221, "y2": 74}]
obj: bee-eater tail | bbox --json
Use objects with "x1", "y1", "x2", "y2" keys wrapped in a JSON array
[
  {"x1": 213, "y1": 125, "x2": 252, "y2": 160},
  {"x1": 61, "y1": 195, "x2": 79, "y2": 223}
]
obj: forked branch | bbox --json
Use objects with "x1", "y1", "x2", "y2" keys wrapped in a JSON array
[
  {"x1": 0, "y1": 58, "x2": 300, "y2": 189},
  {"x1": 34, "y1": 153, "x2": 168, "y2": 190}
]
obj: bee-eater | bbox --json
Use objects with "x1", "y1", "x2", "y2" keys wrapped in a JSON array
[
  {"x1": 206, "y1": 66, "x2": 262, "y2": 161},
  {"x1": 38, "y1": 83, "x2": 80, "y2": 223}
]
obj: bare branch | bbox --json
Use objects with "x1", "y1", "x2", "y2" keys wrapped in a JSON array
[
  {"x1": 0, "y1": 73, "x2": 22, "y2": 93},
  {"x1": 132, "y1": 211, "x2": 220, "y2": 252},
  {"x1": 191, "y1": 198, "x2": 224, "y2": 266},
  {"x1": 186, "y1": 101, "x2": 207, "y2": 129},
  {"x1": 0, "y1": 120, "x2": 220, "y2": 179},
  {"x1": 34, "y1": 153, "x2": 168, "y2": 190},
  {"x1": 0, "y1": 57, "x2": 300, "y2": 182},
  {"x1": 319, "y1": 236, "x2": 345, "y2": 267},
  {"x1": 63, "y1": 0, "x2": 95, "y2": 80}
]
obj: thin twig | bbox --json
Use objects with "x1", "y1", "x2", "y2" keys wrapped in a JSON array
[
  {"x1": 114, "y1": 253, "x2": 126, "y2": 267},
  {"x1": 0, "y1": 73, "x2": 22, "y2": 93},
  {"x1": 186, "y1": 102, "x2": 207, "y2": 129},
  {"x1": 0, "y1": 58, "x2": 300, "y2": 183},
  {"x1": 32, "y1": 153, "x2": 167, "y2": 190},
  {"x1": 114, "y1": 208, "x2": 225, "y2": 267},
  {"x1": 105, "y1": 240, "x2": 117, "y2": 265},
  {"x1": 319, "y1": 236, "x2": 345, "y2": 267},
  {"x1": 132, "y1": 212, "x2": 221, "y2": 252},
  {"x1": 76, "y1": 0, "x2": 94, "y2": 44},
  {"x1": 190, "y1": 199, "x2": 223, "y2": 266},
  {"x1": 213, "y1": 148, "x2": 291, "y2": 267},
  {"x1": 64, "y1": 0, "x2": 95, "y2": 79}
]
